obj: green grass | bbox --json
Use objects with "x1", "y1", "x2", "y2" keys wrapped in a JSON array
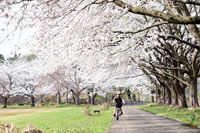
[
  {"x1": 0, "y1": 103, "x2": 77, "y2": 109},
  {"x1": 0, "y1": 104, "x2": 114, "y2": 132},
  {"x1": 138, "y1": 103, "x2": 200, "y2": 126}
]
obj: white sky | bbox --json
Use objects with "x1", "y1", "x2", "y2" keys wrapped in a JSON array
[
  {"x1": 0, "y1": 3, "x2": 35, "y2": 59},
  {"x1": 0, "y1": 24, "x2": 34, "y2": 58},
  {"x1": 0, "y1": 42, "x2": 14, "y2": 58},
  {"x1": 0, "y1": 32, "x2": 26, "y2": 58},
  {"x1": 0, "y1": 21, "x2": 19, "y2": 58}
]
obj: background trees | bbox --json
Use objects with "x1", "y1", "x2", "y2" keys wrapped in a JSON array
[
  {"x1": 0, "y1": 0, "x2": 200, "y2": 108},
  {"x1": 0, "y1": 63, "x2": 17, "y2": 108},
  {"x1": 16, "y1": 62, "x2": 47, "y2": 107}
]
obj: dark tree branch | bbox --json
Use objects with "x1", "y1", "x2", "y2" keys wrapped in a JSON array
[
  {"x1": 172, "y1": 0, "x2": 200, "y2": 6},
  {"x1": 159, "y1": 35, "x2": 200, "y2": 51},
  {"x1": 113, "y1": 21, "x2": 169, "y2": 34},
  {"x1": 113, "y1": 0, "x2": 200, "y2": 24}
]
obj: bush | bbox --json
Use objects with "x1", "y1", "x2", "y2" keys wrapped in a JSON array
[
  {"x1": 40, "y1": 103, "x2": 46, "y2": 106},
  {"x1": 0, "y1": 124, "x2": 42, "y2": 133},
  {"x1": 103, "y1": 102, "x2": 109, "y2": 110},
  {"x1": 18, "y1": 104, "x2": 24, "y2": 106},
  {"x1": 84, "y1": 105, "x2": 91, "y2": 116},
  {"x1": 60, "y1": 102, "x2": 66, "y2": 105},
  {"x1": 0, "y1": 124, "x2": 19, "y2": 133},
  {"x1": 49, "y1": 103, "x2": 56, "y2": 105},
  {"x1": 23, "y1": 125, "x2": 42, "y2": 133}
]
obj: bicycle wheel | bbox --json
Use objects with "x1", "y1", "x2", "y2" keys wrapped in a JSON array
[{"x1": 116, "y1": 108, "x2": 120, "y2": 120}]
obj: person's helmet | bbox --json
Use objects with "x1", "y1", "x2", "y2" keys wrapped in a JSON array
[{"x1": 116, "y1": 91, "x2": 121, "y2": 95}]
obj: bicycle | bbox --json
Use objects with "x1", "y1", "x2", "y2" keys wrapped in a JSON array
[{"x1": 116, "y1": 107, "x2": 121, "y2": 120}]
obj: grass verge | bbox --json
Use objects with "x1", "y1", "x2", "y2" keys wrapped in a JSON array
[
  {"x1": 0, "y1": 104, "x2": 113, "y2": 132},
  {"x1": 138, "y1": 103, "x2": 200, "y2": 128}
]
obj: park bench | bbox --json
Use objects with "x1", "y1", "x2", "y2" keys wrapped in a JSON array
[{"x1": 93, "y1": 109, "x2": 100, "y2": 114}]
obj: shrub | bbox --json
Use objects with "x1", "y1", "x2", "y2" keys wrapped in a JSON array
[
  {"x1": 0, "y1": 124, "x2": 19, "y2": 133},
  {"x1": 40, "y1": 103, "x2": 46, "y2": 106},
  {"x1": 0, "y1": 124, "x2": 42, "y2": 133},
  {"x1": 50, "y1": 103, "x2": 56, "y2": 105},
  {"x1": 23, "y1": 125, "x2": 42, "y2": 133},
  {"x1": 60, "y1": 102, "x2": 66, "y2": 105},
  {"x1": 18, "y1": 104, "x2": 24, "y2": 106},
  {"x1": 103, "y1": 102, "x2": 109, "y2": 110},
  {"x1": 84, "y1": 105, "x2": 91, "y2": 116}
]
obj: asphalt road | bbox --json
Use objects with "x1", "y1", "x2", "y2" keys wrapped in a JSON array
[{"x1": 107, "y1": 101, "x2": 200, "y2": 133}]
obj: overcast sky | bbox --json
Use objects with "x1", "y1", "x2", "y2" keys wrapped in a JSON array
[{"x1": 0, "y1": 21, "x2": 34, "y2": 58}]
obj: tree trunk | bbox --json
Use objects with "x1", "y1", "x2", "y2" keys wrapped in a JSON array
[
  {"x1": 66, "y1": 93, "x2": 69, "y2": 103},
  {"x1": 165, "y1": 87, "x2": 172, "y2": 105},
  {"x1": 169, "y1": 85, "x2": 178, "y2": 106},
  {"x1": 175, "y1": 90, "x2": 178, "y2": 106},
  {"x1": 40, "y1": 95, "x2": 44, "y2": 103},
  {"x1": 20, "y1": 96, "x2": 22, "y2": 104},
  {"x1": 173, "y1": 80, "x2": 187, "y2": 108},
  {"x1": 92, "y1": 93, "x2": 97, "y2": 105},
  {"x1": 151, "y1": 95, "x2": 154, "y2": 103},
  {"x1": 75, "y1": 93, "x2": 80, "y2": 105},
  {"x1": 88, "y1": 93, "x2": 91, "y2": 104},
  {"x1": 156, "y1": 89, "x2": 161, "y2": 104},
  {"x1": 56, "y1": 92, "x2": 61, "y2": 105},
  {"x1": 105, "y1": 93, "x2": 108, "y2": 103},
  {"x1": 72, "y1": 93, "x2": 76, "y2": 104},
  {"x1": 3, "y1": 96, "x2": 8, "y2": 108},
  {"x1": 31, "y1": 96, "x2": 35, "y2": 107},
  {"x1": 176, "y1": 88, "x2": 187, "y2": 108},
  {"x1": 163, "y1": 87, "x2": 166, "y2": 104},
  {"x1": 189, "y1": 79, "x2": 199, "y2": 108},
  {"x1": 137, "y1": 93, "x2": 140, "y2": 102},
  {"x1": 132, "y1": 94, "x2": 136, "y2": 101}
]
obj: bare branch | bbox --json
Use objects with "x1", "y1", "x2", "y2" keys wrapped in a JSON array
[
  {"x1": 159, "y1": 35, "x2": 200, "y2": 51},
  {"x1": 172, "y1": 0, "x2": 200, "y2": 6},
  {"x1": 113, "y1": 0, "x2": 200, "y2": 24},
  {"x1": 155, "y1": 65, "x2": 189, "y2": 75},
  {"x1": 115, "y1": 74, "x2": 147, "y2": 79},
  {"x1": 162, "y1": 70, "x2": 190, "y2": 86},
  {"x1": 113, "y1": 21, "x2": 169, "y2": 34}
]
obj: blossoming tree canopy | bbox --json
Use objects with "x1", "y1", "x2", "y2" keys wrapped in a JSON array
[{"x1": 0, "y1": 0, "x2": 199, "y2": 108}]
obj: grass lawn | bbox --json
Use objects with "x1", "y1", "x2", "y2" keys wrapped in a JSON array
[
  {"x1": 0, "y1": 104, "x2": 114, "y2": 132},
  {"x1": 138, "y1": 103, "x2": 200, "y2": 128}
]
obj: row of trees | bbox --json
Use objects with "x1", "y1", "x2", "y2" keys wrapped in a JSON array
[
  {"x1": 137, "y1": 24, "x2": 200, "y2": 108},
  {"x1": 0, "y1": 56, "x2": 103, "y2": 108},
  {"x1": 0, "y1": 0, "x2": 200, "y2": 108},
  {"x1": 126, "y1": 1, "x2": 200, "y2": 108}
]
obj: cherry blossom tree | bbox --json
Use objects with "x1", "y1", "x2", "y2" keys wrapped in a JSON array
[
  {"x1": 1, "y1": 0, "x2": 199, "y2": 108},
  {"x1": 134, "y1": 23, "x2": 200, "y2": 108},
  {"x1": 13, "y1": 57, "x2": 49, "y2": 107},
  {"x1": 0, "y1": 62, "x2": 18, "y2": 108},
  {"x1": 47, "y1": 67, "x2": 70, "y2": 105}
]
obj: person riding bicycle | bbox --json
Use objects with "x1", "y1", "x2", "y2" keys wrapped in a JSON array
[
  {"x1": 113, "y1": 91, "x2": 125, "y2": 117},
  {"x1": 127, "y1": 89, "x2": 131, "y2": 99}
]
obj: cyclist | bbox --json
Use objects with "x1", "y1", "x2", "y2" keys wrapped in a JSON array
[
  {"x1": 113, "y1": 91, "x2": 125, "y2": 117},
  {"x1": 127, "y1": 89, "x2": 131, "y2": 99}
]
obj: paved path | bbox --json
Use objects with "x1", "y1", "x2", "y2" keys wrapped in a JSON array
[{"x1": 107, "y1": 101, "x2": 200, "y2": 133}]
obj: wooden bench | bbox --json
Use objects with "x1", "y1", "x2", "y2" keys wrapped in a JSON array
[{"x1": 93, "y1": 109, "x2": 100, "y2": 114}]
